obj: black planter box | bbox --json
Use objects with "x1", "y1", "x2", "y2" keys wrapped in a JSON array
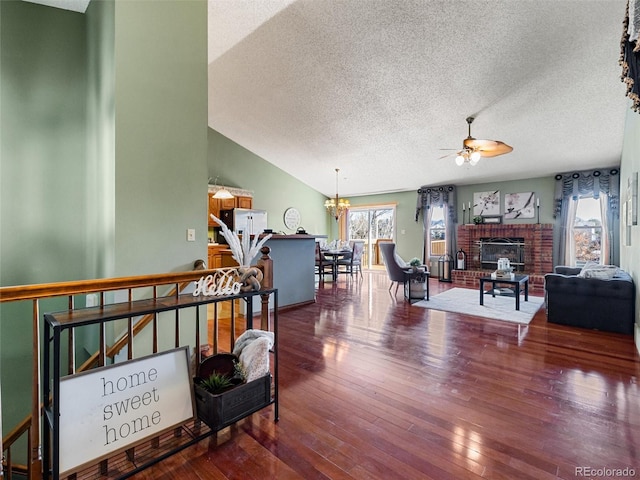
[{"x1": 194, "y1": 374, "x2": 271, "y2": 431}]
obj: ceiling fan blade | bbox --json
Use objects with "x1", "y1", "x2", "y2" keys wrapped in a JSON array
[
  {"x1": 438, "y1": 151, "x2": 458, "y2": 160},
  {"x1": 463, "y1": 138, "x2": 513, "y2": 157}
]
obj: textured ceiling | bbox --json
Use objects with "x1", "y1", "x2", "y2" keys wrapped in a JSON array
[{"x1": 208, "y1": 0, "x2": 630, "y2": 198}]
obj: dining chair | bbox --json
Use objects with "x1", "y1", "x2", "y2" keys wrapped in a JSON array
[
  {"x1": 315, "y1": 242, "x2": 334, "y2": 280},
  {"x1": 337, "y1": 240, "x2": 365, "y2": 279},
  {"x1": 379, "y1": 242, "x2": 409, "y2": 296}
]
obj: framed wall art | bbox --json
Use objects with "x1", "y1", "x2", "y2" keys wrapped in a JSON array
[
  {"x1": 623, "y1": 199, "x2": 631, "y2": 246},
  {"x1": 482, "y1": 215, "x2": 502, "y2": 224},
  {"x1": 631, "y1": 172, "x2": 638, "y2": 226},
  {"x1": 504, "y1": 192, "x2": 535, "y2": 219},
  {"x1": 473, "y1": 191, "x2": 500, "y2": 216}
]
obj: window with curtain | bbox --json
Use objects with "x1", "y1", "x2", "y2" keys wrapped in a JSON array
[
  {"x1": 416, "y1": 185, "x2": 457, "y2": 262},
  {"x1": 430, "y1": 205, "x2": 446, "y2": 256},
  {"x1": 571, "y1": 196, "x2": 607, "y2": 265},
  {"x1": 553, "y1": 169, "x2": 619, "y2": 266}
]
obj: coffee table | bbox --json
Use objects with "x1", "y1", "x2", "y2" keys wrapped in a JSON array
[{"x1": 479, "y1": 274, "x2": 529, "y2": 311}]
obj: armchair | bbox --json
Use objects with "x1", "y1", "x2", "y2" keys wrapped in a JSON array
[{"x1": 379, "y1": 242, "x2": 408, "y2": 296}]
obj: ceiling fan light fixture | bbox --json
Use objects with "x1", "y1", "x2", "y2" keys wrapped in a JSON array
[{"x1": 450, "y1": 116, "x2": 512, "y2": 166}]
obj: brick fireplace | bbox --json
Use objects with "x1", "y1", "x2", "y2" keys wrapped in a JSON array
[{"x1": 452, "y1": 223, "x2": 554, "y2": 294}]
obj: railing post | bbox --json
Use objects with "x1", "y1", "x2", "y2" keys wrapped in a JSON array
[
  {"x1": 0, "y1": 387, "x2": 3, "y2": 478},
  {"x1": 257, "y1": 246, "x2": 273, "y2": 331},
  {"x1": 30, "y1": 299, "x2": 42, "y2": 480}
]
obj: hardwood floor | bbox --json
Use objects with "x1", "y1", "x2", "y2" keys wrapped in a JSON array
[{"x1": 133, "y1": 271, "x2": 639, "y2": 480}]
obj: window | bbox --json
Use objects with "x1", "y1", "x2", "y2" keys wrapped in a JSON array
[
  {"x1": 430, "y1": 206, "x2": 446, "y2": 256},
  {"x1": 572, "y1": 197, "x2": 603, "y2": 265}
]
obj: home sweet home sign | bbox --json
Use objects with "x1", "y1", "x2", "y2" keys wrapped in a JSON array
[{"x1": 57, "y1": 347, "x2": 193, "y2": 475}]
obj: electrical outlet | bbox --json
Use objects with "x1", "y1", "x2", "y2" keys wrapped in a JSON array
[{"x1": 187, "y1": 228, "x2": 195, "y2": 241}]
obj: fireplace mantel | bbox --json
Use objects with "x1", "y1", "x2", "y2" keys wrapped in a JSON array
[{"x1": 453, "y1": 224, "x2": 554, "y2": 294}]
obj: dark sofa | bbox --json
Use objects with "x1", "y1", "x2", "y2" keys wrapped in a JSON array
[{"x1": 544, "y1": 266, "x2": 636, "y2": 334}]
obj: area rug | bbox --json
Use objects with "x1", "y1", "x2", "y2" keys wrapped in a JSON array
[{"x1": 413, "y1": 287, "x2": 544, "y2": 324}]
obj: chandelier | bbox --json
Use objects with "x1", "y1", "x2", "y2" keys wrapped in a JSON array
[{"x1": 324, "y1": 168, "x2": 350, "y2": 220}]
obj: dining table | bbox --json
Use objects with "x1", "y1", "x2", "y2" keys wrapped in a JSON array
[{"x1": 321, "y1": 249, "x2": 351, "y2": 281}]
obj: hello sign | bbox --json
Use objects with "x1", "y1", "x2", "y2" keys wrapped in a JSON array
[{"x1": 193, "y1": 269, "x2": 243, "y2": 297}]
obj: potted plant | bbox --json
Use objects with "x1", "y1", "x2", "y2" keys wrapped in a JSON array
[
  {"x1": 193, "y1": 355, "x2": 271, "y2": 431},
  {"x1": 473, "y1": 215, "x2": 483, "y2": 225},
  {"x1": 409, "y1": 257, "x2": 422, "y2": 272}
]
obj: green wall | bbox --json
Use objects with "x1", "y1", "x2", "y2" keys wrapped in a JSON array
[
  {"x1": 0, "y1": 0, "x2": 89, "y2": 441},
  {"x1": 456, "y1": 178, "x2": 556, "y2": 226},
  {"x1": 114, "y1": 1, "x2": 208, "y2": 276},
  {"x1": 209, "y1": 129, "x2": 330, "y2": 235},
  {"x1": 1, "y1": 0, "x2": 207, "y2": 441},
  {"x1": 1, "y1": 1, "x2": 89, "y2": 287},
  {"x1": 86, "y1": 0, "x2": 115, "y2": 279}
]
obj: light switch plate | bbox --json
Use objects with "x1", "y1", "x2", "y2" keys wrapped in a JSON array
[{"x1": 187, "y1": 228, "x2": 195, "y2": 241}]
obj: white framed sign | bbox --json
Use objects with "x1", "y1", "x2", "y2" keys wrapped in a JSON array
[{"x1": 58, "y1": 347, "x2": 194, "y2": 475}]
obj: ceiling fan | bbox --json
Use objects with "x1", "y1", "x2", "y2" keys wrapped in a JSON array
[{"x1": 442, "y1": 117, "x2": 513, "y2": 166}]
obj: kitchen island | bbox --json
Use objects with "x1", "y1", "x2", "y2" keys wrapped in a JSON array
[
  {"x1": 210, "y1": 234, "x2": 323, "y2": 310},
  {"x1": 260, "y1": 234, "x2": 319, "y2": 309}
]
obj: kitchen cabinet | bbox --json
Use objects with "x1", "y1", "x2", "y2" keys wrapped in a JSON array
[
  {"x1": 208, "y1": 245, "x2": 238, "y2": 269},
  {"x1": 208, "y1": 195, "x2": 219, "y2": 226},
  {"x1": 207, "y1": 194, "x2": 253, "y2": 226},
  {"x1": 236, "y1": 196, "x2": 253, "y2": 209}
]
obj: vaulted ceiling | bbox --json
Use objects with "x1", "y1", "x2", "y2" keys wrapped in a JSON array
[{"x1": 208, "y1": 0, "x2": 630, "y2": 197}]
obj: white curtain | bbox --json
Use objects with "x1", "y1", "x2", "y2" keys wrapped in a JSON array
[
  {"x1": 561, "y1": 197, "x2": 578, "y2": 266},
  {"x1": 423, "y1": 205, "x2": 434, "y2": 260},
  {"x1": 599, "y1": 193, "x2": 611, "y2": 264}
]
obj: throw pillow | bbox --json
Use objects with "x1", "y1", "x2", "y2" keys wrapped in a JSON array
[
  {"x1": 578, "y1": 263, "x2": 620, "y2": 279},
  {"x1": 577, "y1": 261, "x2": 599, "y2": 278}
]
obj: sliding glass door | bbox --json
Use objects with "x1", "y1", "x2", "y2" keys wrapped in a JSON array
[{"x1": 347, "y1": 205, "x2": 396, "y2": 269}]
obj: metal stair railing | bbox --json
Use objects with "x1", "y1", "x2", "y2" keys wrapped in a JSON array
[{"x1": 1, "y1": 251, "x2": 273, "y2": 480}]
